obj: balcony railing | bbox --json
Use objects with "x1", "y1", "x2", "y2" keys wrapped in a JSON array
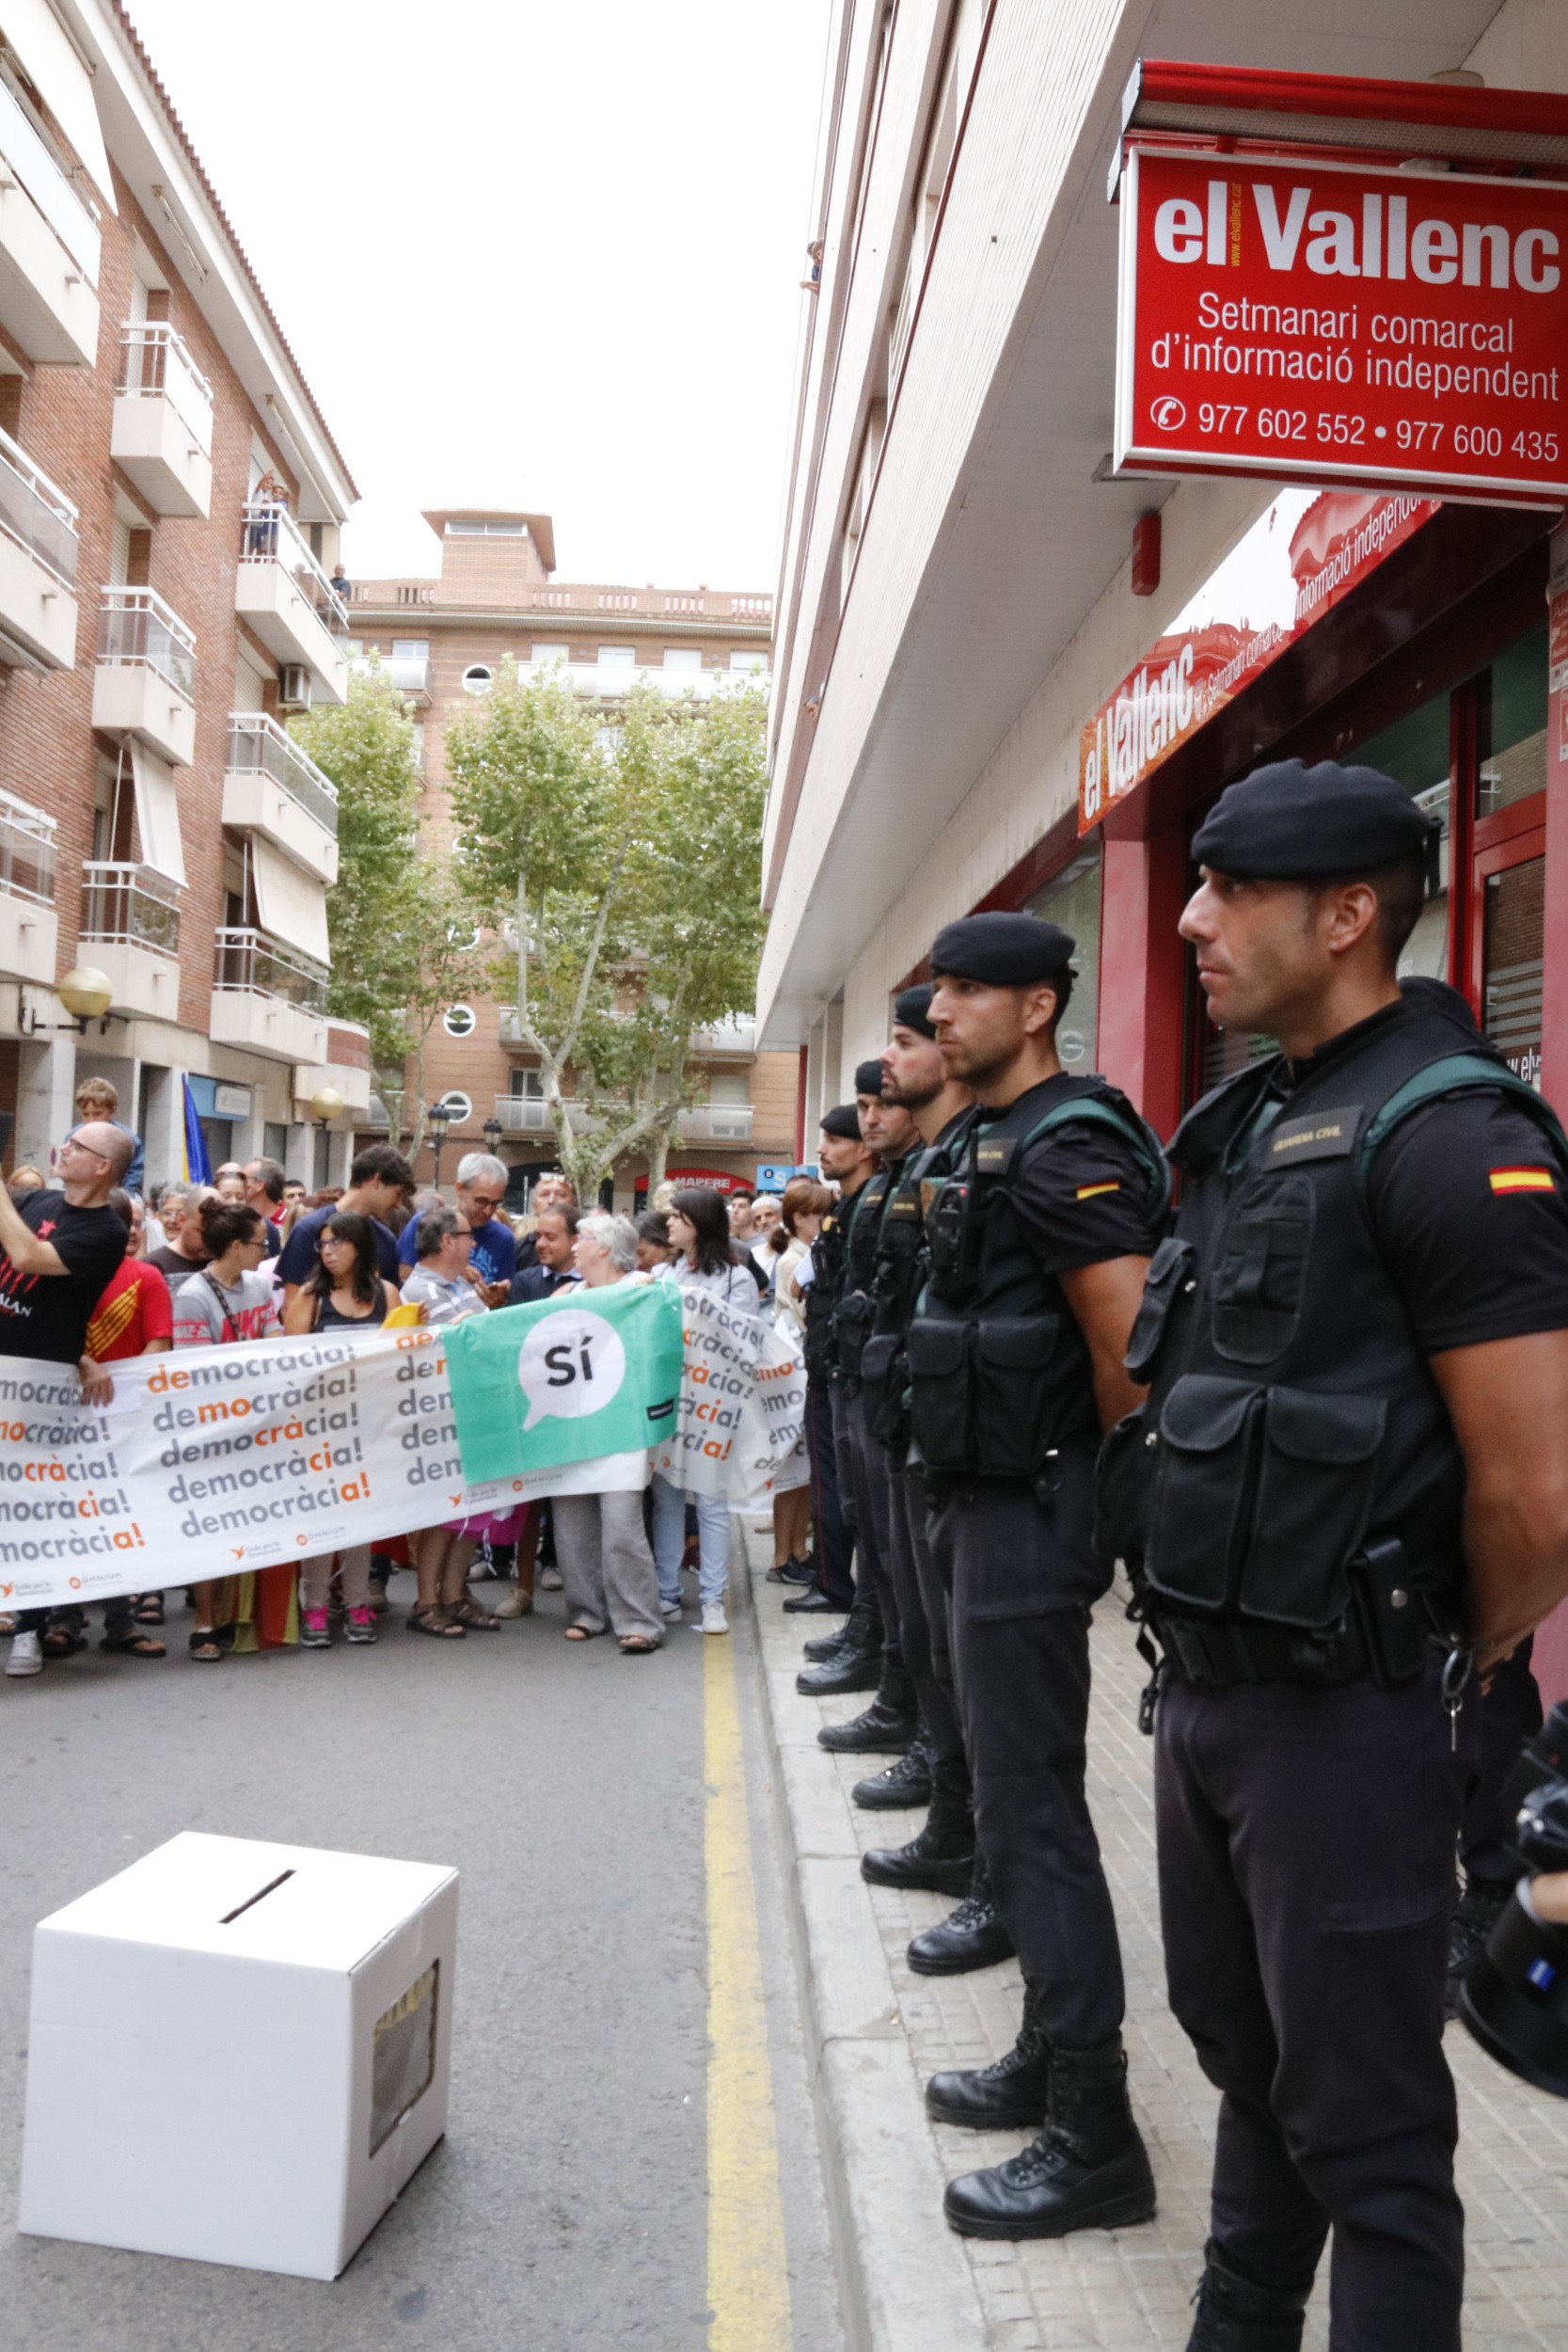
[
  {"x1": 0, "y1": 72, "x2": 100, "y2": 288},
  {"x1": 0, "y1": 788, "x2": 55, "y2": 905},
  {"x1": 0, "y1": 422, "x2": 78, "y2": 588},
  {"x1": 518, "y1": 660, "x2": 768, "y2": 701},
  {"x1": 678, "y1": 1103, "x2": 754, "y2": 1142},
  {"x1": 213, "y1": 926, "x2": 329, "y2": 1014},
  {"x1": 97, "y1": 586, "x2": 196, "y2": 702},
  {"x1": 493, "y1": 1092, "x2": 590, "y2": 1135},
  {"x1": 117, "y1": 322, "x2": 214, "y2": 453},
  {"x1": 689, "y1": 1017, "x2": 757, "y2": 1055},
  {"x1": 351, "y1": 652, "x2": 429, "y2": 694},
  {"x1": 225, "y1": 712, "x2": 340, "y2": 836},
  {"x1": 240, "y1": 501, "x2": 350, "y2": 641},
  {"x1": 79, "y1": 862, "x2": 180, "y2": 958}
]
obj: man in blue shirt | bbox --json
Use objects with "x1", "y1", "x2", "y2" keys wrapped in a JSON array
[
  {"x1": 397, "y1": 1151, "x2": 516, "y2": 1303},
  {"x1": 277, "y1": 1143, "x2": 414, "y2": 1304}
]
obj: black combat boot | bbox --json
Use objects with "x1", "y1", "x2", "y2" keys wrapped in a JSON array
[
  {"x1": 909, "y1": 1852, "x2": 1016, "y2": 1976},
  {"x1": 926, "y1": 1979, "x2": 1052, "y2": 2127},
  {"x1": 853, "y1": 1730, "x2": 933, "y2": 1810},
  {"x1": 942, "y1": 2037, "x2": 1156, "y2": 2240},
  {"x1": 801, "y1": 1591, "x2": 876, "y2": 1662},
  {"x1": 1185, "y1": 2243, "x2": 1309, "y2": 2350},
  {"x1": 817, "y1": 1661, "x2": 920, "y2": 1749},
  {"x1": 783, "y1": 1586, "x2": 841, "y2": 1613},
  {"x1": 796, "y1": 1600, "x2": 881, "y2": 1695},
  {"x1": 861, "y1": 1772, "x2": 974, "y2": 1895}
]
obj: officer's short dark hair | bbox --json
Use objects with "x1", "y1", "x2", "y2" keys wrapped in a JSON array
[{"x1": 1308, "y1": 849, "x2": 1427, "y2": 967}]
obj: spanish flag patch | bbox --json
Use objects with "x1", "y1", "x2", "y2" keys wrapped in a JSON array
[
  {"x1": 1489, "y1": 1167, "x2": 1555, "y2": 1195},
  {"x1": 1076, "y1": 1180, "x2": 1121, "y2": 1201}
]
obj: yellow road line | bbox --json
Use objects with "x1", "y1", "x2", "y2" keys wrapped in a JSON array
[{"x1": 705, "y1": 1630, "x2": 793, "y2": 2352}]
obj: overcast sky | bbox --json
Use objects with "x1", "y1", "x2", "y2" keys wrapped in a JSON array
[{"x1": 124, "y1": 0, "x2": 832, "y2": 591}]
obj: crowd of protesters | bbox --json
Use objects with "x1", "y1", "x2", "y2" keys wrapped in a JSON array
[{"x1": 0, "y1": 1080, "x2": 839, "y2": 1680}]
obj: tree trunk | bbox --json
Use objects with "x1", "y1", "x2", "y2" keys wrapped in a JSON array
[{"x1": 646, "y1": 1131, "x2": 669, "y2": 1191}]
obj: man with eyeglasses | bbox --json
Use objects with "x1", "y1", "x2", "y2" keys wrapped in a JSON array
[
  {"x1": 3, "y1": 1121, "x2": 134, "y2": 1677},
  {"x1": 397, "y1": 1151, "x2": 516, "y2": 1307}
]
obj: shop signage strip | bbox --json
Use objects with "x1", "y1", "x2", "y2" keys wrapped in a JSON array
[{"x1": 1114, "y1": 144, "x2": 1568, "y2": 507}]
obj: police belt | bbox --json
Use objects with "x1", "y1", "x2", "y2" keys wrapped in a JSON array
[{"x1": 1156, "y1": 1612, "x2": 1374, "y2": 1690}]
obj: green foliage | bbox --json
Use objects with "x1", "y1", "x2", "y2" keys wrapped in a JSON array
[{"x1": 446, "y1": 665, "x2": 767, "y2": 1193}]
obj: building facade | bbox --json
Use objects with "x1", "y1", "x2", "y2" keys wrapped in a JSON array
[
  {"x1": 763, "y1": 0, "x2": 1568, "y2": 1673},
  {"x1": 0, "y1": 0, "x2": 363, "y2": 1189},
  {"x1": 348, "y1": 512, "x2": 797, "y2": 1208}
]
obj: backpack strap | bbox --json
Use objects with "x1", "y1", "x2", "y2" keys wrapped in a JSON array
[
  {"x1": 1016, "y1": 1094, "x2": 1173, "y2": 1225},
  {"x1": 1355, "y1": 1052, "x2": 1568, "y2": 1188}
]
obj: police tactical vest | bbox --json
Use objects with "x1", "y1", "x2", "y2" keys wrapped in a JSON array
[
  {"x1": 860, "y1": 1109, "x2": 977, "y2": 1452},
  {"x1": 1105, "y1": 981, "x2": 1568, "y2": 1661},
  {"x1": 832, "y1": 1164, "x2": 896, "y2": 1390},
  {"x1": 802, "y1": 1199, "x2": 847, "y2": 1383},
  {"x1": 906, "y1": 1076, "x2": 1168, "y2": 1487}
]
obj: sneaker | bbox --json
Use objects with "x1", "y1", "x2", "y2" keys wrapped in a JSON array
[
  {"x1": 660, "y1": 1597, "x2": 683, "y2": 1621},
  {"x1": 300, "y1": 1608, "x2": 332, "y2": 1648},
  {"x1": 6, "y1": 1629, "x2": 42, "y2": 1676},
  {"x1": 699, "y1": 1603, "x2": 729, "y2": 1636},
  {"x1": 538, "y1": 1566, "x2": 563, "y2": 1593},
  {"x1": 345, "y1": 1606, "x2": 378, "y2": 1645}
]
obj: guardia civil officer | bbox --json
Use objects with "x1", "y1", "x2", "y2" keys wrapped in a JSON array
[
  {"x1": 913, "y1": 912, "x2": 1168, "y2": 2239},
  {"x1": 809, "y1": 1062, "x2": 927, "y2": 1756},
  {"x1": 793, "y1": 1105, "x2": 866, "y2": 1622},
  {"x1": 1102, "y1": 760, "x2": 1568, "y2": 2347},
  {"x1": 796, "y1": 1089, "x2": 887, "y2": 1695}
]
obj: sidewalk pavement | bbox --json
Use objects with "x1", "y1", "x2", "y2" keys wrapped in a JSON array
[{"x1": 739, "y1": 1528, "x2": 1568, "y2": 2352}]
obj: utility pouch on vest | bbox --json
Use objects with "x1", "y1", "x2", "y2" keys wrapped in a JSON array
[
  {"x1": 1146, "y1": 1374, "x2": 1386, "y2": 1630},
  {"x1": 907, "y1": 1318, "x2": 970, "y2": 1476},
  {"x1": 834, "y1": 1289, "x2": 874, "y2": 1385},
  {"x1": 859, "y1": 1331, "x2": 903, "y2": 1447},
  {"x1": 926, "y1": 1179, "x2": 989, "y2": 1305},
  {"x1": 907, "y1": 1313, "x2": 1068, "y2": 1484},
  {"x1": 1124, "y1": 1237, "x2": 1196, "y2": 1382},
  {"x1": 1095, "y1": 1406, "x2": 1155, "y2": 1566},
  {"x1": 1348, "y1": 1537, "x2": 1431, "y2": 1686}
]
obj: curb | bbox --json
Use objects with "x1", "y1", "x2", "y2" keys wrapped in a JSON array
[{"x1": 737, "y1": 1526, "x2": 991, "y2": 2352}]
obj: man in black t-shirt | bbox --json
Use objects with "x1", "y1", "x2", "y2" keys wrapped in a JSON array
[{"x1": 2, "y1": 1120, "x2": 132, "y2": 1677}]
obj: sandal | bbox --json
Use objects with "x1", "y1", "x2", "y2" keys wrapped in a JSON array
[
  {"x1": 406, "y1": 1606, "x2": 465, "y2": 1639},
  {"x1": 102, "y1": 1629, "x2": 166, "y2": 1659},
  {"x1": 449, "y1": 1597, "x2": 502, "y2": 1632},
  {"x1": 40, "y1": 1625, "x2": 87, "y2": 1659},
  {"x1": 564, "y1": 1621, "x2": 606, "y2": 1641},
  {"x1": 188, "y1": 1629, "x2": 225, "y2": 1662},
  {"x1": 619, "y1": 1635, "x2": 659, "y2": 1654},
  {"x1": 133, "y1": 1594, "x2": 166, "y2": 1627}
]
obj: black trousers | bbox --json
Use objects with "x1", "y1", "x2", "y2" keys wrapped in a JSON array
[
  {"x1": 804, "y1": 1378, "x2": 855, "y2": 1608},
  {"x1": 1156, "y1": 1661, "x2": 1475, "y2": 2348},
  {"x1": 843, "y1": 1387, "x2": 900, "y2": 1661},
  {"x1": 885, "y1": 1460, "x2": 968, "y2": 1794},
  {"x1": 930, "y1": 1469, "x2": 1124, "y2": 2048},
  {"x1": 1460, "y1": 1634, "x2": 1541, "y2": 1885}
]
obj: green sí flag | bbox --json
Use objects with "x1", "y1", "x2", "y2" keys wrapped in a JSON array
[{"x1": 444, "y1": 1279, "x2": 686, "y2": 1485}]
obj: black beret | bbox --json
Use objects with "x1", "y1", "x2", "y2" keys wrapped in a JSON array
[
  {"x1": 854, "y1": 1058, "x2": 887, "y2": 1097},
  {"x1": 819, "y1": 1104, "x2": 863, "y2": 1140},
  {"x1": 892, "y1": 983, "x2": 936, "y2": 1039},
  {"x1": 929, "y1": 912, "x2": 1075, "y2": 985},
  {"x1": 1191, "y1": 758, "x2": 1435, "y2": 880}
]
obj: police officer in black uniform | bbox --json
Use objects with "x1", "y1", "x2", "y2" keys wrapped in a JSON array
[
  {"x1": 795, "y1": 1104, "x2": 866, "y2": 1622},
  {"x1": 798, "y1": 1086, "x2": 887, "y2": 1695},
  {"x1": 911, "y1": 912, "x2": 1168, "y2": 2239},
  {"x1": 1102, "y1": 760, "x2": 1568, "y2": 2347}
]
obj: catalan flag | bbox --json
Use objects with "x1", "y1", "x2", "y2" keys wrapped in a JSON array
[{"x1": 1489, "y1": 1166, "x2": 1555, "y2": 1196}]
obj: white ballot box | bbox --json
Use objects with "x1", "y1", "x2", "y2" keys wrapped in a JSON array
[{"x1": 19, "y1": 1831, "x2": 458, "y2": 2280}]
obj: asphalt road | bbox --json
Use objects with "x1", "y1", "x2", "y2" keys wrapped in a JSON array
[{"x1": 0, "y1": 1555, "x2": 846, "y2": 2352}]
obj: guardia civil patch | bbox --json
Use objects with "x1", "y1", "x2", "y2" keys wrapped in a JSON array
[
  {"x1": 1489, "y1": 1166, "x2": 1555, "y2": 1195},
  {"x1": 1264, "y1": 1105, "x2": 1360, "y2": 1164}
]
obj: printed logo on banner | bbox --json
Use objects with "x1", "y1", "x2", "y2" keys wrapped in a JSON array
[{"x1": 445, "y1": 1279, "x2": 685, "y2": 1485}]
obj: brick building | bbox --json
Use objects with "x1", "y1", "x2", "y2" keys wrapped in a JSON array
[
  {"x1": 348, "y1": 512, "x2": 799, "y2": 1209},
  {"x1": 0, "y1": 0, "x2": 361, "y2": 1189}
]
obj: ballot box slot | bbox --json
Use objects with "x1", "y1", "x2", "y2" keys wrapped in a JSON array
[{"x1": 219, "y1": 1868, "x2": 296, "y2": 1925}]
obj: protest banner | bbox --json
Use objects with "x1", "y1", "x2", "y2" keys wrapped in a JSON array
[
  {"x1": 652, "y1": 1287, "x2": 808, "y2": 1507},
  {"x1": 443, "y1": 1280, "x2": 685, "y2": 1486}
]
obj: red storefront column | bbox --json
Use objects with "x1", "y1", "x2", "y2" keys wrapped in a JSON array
[
  {"x1": 1529, "y1": 523, "x2": 1568, "y2": 1707},
  {"x1": 1095, "y1": 823, "x2": 1189, "y2": 1140}
]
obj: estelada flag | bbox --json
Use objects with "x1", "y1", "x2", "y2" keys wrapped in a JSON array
[{"x1": 444, "y1": 1278, "x2": 684, "y2": 1486}]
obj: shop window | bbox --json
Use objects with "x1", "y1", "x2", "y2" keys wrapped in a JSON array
[
  {"x1": 1481, "y1": 855, "x2": 1544, "y2": 1087},
  {"x1": 1477, "y1": 624, "x2": 1548, "y2": 818},
  {"x1": 1026, "y1": 842, "x2": 1101, "y2": 1072},
  {"x1": 1354, "y1": 688, "x2": 1455, "y2": 985}
]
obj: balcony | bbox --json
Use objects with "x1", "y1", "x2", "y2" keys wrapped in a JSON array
[
  {"x1": 77, "y1": 861, "x2": 180, "y2": 1021},
  {"x1": 492, "y1": 1092, "x2": 591, "y2": 1136},
  {"x1": 221, "y1": 713, "x2": 340, "y2": 885},
  {"x1": 518, "y1": 659, "x2": 768, "y2": 702},
  {"x1": 111, "y1": 323, "x2": 214, "y2": 517},
  {"x1": 91, "y1": 587, "x2": 196, "y2": 766},
  {"x1": 294, "y1": 1019, "x2": 372, "y2": 1120},
  {"x1": 0, "y1": 425, "x2": 77, "y2": 670},
  {"x1": 0, "y1": 73, "x2": 99, "y2": 366},
  {"x1": 210, "y1": 926, "x2": 329, "y2": 1066},
  {"x1": 0, "y1": 788, "x2": 55, "y2": 983},
  {"x1": 349, "y1": 650, "x2": 430, "y2": 705},
  {"x1": 677, "y1": 1103, "x2": 754, "y2": 1143},
  {"x1": 235, "y1": 501, "x2": 349, "y2": 705},
  {"x1": 689, "y1": 1017, "x2": 757, "y2": 1056}
]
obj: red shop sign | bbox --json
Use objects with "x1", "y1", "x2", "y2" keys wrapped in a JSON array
[{"x1": 1115, "y1": 144, "x2": 1568, "y2": 507}]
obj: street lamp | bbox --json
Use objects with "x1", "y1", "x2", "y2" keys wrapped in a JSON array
[
  {"x1": 425, "y1": 1099, "x2": 451, "y2": 1194},
  {"x1": 24, "y1": 966, "x2": 114, "y2": 1035},
  {"x1": 482, "y1": 1114, "x2": 502, "y2": 1157}
]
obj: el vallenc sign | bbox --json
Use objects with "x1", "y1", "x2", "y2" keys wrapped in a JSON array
[{"x1": 1115, "y1": 146, "x2": 1568, "y2": 505}]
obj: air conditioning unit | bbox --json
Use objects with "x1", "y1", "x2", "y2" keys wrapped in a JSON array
[{"x1": 277, "y1": 664, "x2": 312, "y2": 712}]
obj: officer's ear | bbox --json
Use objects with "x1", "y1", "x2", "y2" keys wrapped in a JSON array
[
  {"x1": 1313, "y1": 880, "x2": 1383, "y2": 963},
  {"x1": 1018, "y1": 978, "x2": 1061, "y2": 1041}
]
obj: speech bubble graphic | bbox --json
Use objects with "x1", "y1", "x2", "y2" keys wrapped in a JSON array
[{"x1": 517, "y1": 1306, "x2": 627, "y2": 1433}]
